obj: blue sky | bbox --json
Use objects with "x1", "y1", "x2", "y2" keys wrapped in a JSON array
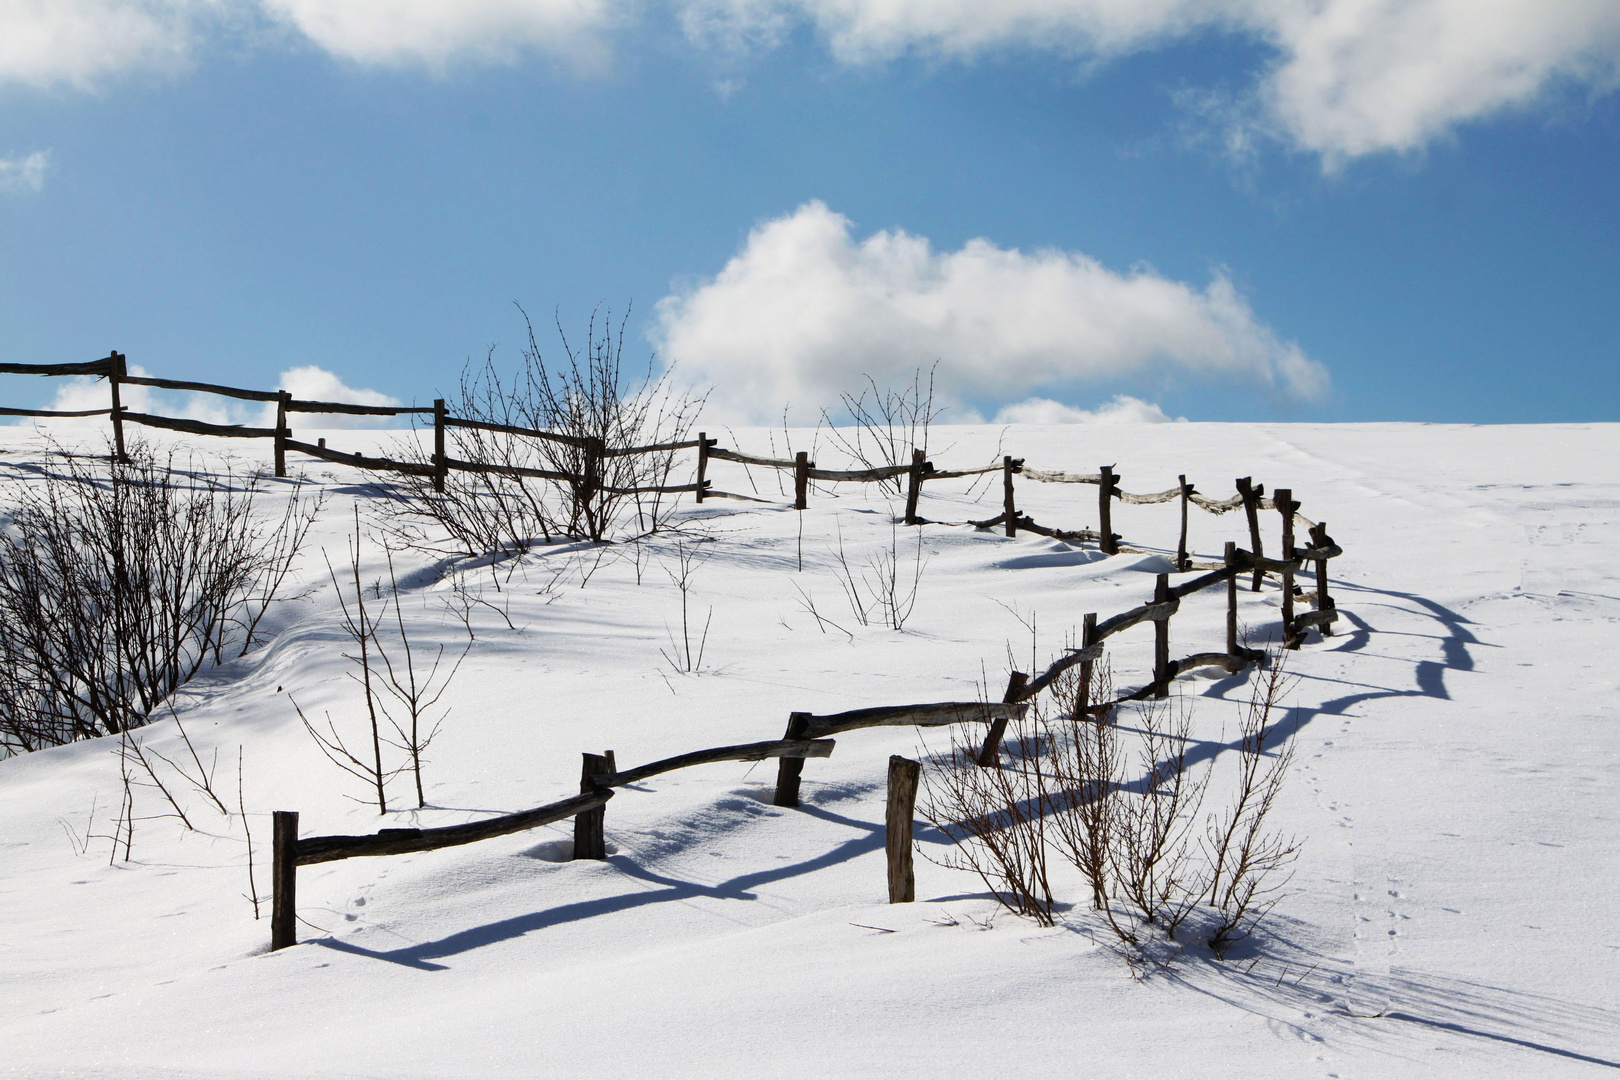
[{"x1": 2, "y1": 1, "x2": 1618, "y2": 425}]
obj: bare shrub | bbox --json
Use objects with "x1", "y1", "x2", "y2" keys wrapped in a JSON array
[
  {"x1": 385, "y1": 306, "x2": 704, "y2": 558},
  {"x1": 658, "y1": 534, "x2": 714, "y2": 674},
  {"x1": 823, "y1": 366, "x2": 940, "y2": 495},
  {"x1": 0, "y1": 440, "x2": 318, "y2": 753},
  {"x1": 1205, "y1": 657, "x2": 1301, "y2": 956},
  {"x1": 919, "y1": 711, "x2": 1055, "y2": 926},
  {"x1": 828, "y1": 519, "x2": 927, "y2": 631}
]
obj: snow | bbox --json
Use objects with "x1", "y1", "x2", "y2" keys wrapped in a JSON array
[{"x1": 1, "y1": 421, "x2": 1617, "y2": 1078}]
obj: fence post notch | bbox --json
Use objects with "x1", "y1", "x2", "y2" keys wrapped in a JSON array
[
  {"x1": 432, "y1": 399, "x2": 447, "y2": 494},
  {"x1": 886, "y1": 756, "x2": 921, "y2": 904},
  {"x1": 107, "y1": 351, "x2": 128, "y2": 464},
  {"x1": 904, "y1": 448, "x2": 926, "y2": 525},
  {"x1": 976, "y1": 671, "x2": 1029, "y2": 766},
  {"x1": 1153, "y1": 573, "x2": 1172, "y2": 698},
  {"x1": 274, "y1": 391, "x2": 291, "y2": 478},
  {"x1": 794, "y1": 452, "x2": 810, "y2": 511},
  {"x1": 1236, "y1": 477, "x2": 1264, "y2": 591},
  {"x1": 774, "y1": 713, "x2": 812, "y2": 807},
  {"x1": 271, "y1": 810, "x2": 298, "y2": 951},
  {"x1": 695, "y1": 432, "x2": 710, "y2": 504},
  {"x1": 1099, "y1": 466, "x2": 1118, "y2": 555}
]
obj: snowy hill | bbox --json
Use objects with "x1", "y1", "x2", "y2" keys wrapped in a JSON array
[{"x1": 1, "y1": 421, "x2": 1616, "y2": 1079}]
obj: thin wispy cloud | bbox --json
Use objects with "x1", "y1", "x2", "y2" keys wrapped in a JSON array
[
  {"x1": 652, "y1": 200, "x2": 1324, "y2": 423},
  {"x1": 0, "y1": 151, "x2": 49, "y2": 194},
  {"x1": 681, "y1": 0, "x2": 1620, "y2": 161},
  {"x1": 2, "y1": 1, "x2": 1615, "y2": 162}
]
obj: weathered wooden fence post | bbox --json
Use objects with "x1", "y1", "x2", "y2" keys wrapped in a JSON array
[
  {"x1": 1153, "y1": 572, "x2": 1172, "y2": 698},
  {"x1": 1079, "y1": 612, "x2": 1098, "y2": 716},
  {"x1": 1176, "y1": 475, "x2": 1193, "y2": 571},
  {"x1": 573, "y1": 753, "x2": 611, "y2": 859},
  {"x1": 774, "y1": 712, "x2": 812, "y2": 807},
  {"x1": 1310, "y1": 522, "x2": 1334, "y2": 635},
  {"x1": 107, "y1": 351, "x2": 128, "y2": 464},
  {"x1": 274, "y1": 391, "x2": 291, "y2": 478},
  {"x1": 271, "y1": 810, "x2": 298, "y2": 951},
  {"x1": 794, "y1": 451, "x2": 809, "y2": 511},
  {"x1": 1276, "y1": 488, "x2": 1298, "y2": 648},
  {"x1": 695, "y1": 432, "x2": 709, "y2": 503},
  {"x1": 1236, "y1": 477, "x2": 1264, "y2": 591},
  {"x1": 1002, "y1": 455, "x2": 1017, "y2": 537},
  {"x1": 886, "y1": 756, "x2": 921, "y2": 904},
  {"x1": 583, "y1": 437, "x2": 605, "y2": 539},
  {"x1": 1099, "y1": 466, "x2": 1118, "y2": 554},
  {"x1": 976, "y1": 671, "x2": 1029, "y2": 766},
  {"x1": 904, "y1": 447, "x2": 926, "y2": 525},
  {"x1": 1225, "y1": 541, "x2": 1240, "y2": 658},
  {"x1": 432, "y1": 398, "x2": 447, "y2": 494}
]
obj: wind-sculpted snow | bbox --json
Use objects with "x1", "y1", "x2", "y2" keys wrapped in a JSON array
[{"x1": 0, "y1": 420, "x2": 1616, "y2": 1078}]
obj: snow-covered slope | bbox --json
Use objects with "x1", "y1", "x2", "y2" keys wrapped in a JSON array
[{"x1": 1, "y1": 422, "x2": 1616, "y2": 1079}]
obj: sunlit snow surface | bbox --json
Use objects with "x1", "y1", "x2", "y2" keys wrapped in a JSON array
[{"x1": 1, "y1": 422, "x2": 1616, "y2": 1078}]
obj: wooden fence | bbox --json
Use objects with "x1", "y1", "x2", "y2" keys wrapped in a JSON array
[{"x1": 5, "y1": 353, "x2": 1346, "y2": 947}]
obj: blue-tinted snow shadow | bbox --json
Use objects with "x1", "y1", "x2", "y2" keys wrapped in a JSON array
[{"x1": 306, "y1": 799, "x2": 895, "y2": 969}]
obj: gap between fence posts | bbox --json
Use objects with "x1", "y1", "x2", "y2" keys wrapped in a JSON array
[
  {"x1": 774, "y1": 713, "x2": 812, "y2": 807},
  {"x1": 107, "y1": 351, "x2": 127, "y2": 463},
  {"x1": 1236, "y1": 477, "x2": 1264, "y2": 591},
  {"x1": 1153, "y1": 573, "x2": 1172, "y2": 698},
  {"x1": 274, "y1": 391, "x2": 291, "y2": 478},
  {"x1": 1099, "y1": 466, "x2": 1118, "y2": 554},
  {"x1": 271, "y1": 810, "x2": 298, "y2": 951},
  {"x1": 573, "y1": 752, "x2": 613, "y2": 860},
  {"x1": 1276, "y1": 488, "x2": 1298, "y2": 648},
  {"x1": 904, "y1": 447, "x2": 926, "y2": 525},
  {"x1": 432, "y1": 399, "x2": 447, "y2": 494},
  {"x1": 794, "y1": 452, "x2": 809, "y2": 511},
  {"x1": 886, "y1": 756, "x2": 921, "y2": 904},
  {"x1": 976, "y1": 671, "x2": 1029, "y2": 766},
  {"x1": 1003, "y1": 456, "x2": 1017, "y2": 537}
]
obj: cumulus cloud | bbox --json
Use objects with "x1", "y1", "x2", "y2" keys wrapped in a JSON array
[
  {"x1": 681, "y1": 0, "x2": 1620, "y2": 160},
  {"x1": 0, "y1": 0, "x2": 202, "y2": 89},
  {"x1": 992, "y1": 394, "x2": 1183, "y2": 425},
  {"x1": 0, "y1": 151, "x2": 49, "y2": 194},
  {"x1": 259, "y1": 0, "x2": 622, "y2": 70},
  {"x1": 22, "y1": 364, "x2": 404, "y2": 430},
  {"x1": 653, "y1": 201, "x2": 1323, "y2": 423}
]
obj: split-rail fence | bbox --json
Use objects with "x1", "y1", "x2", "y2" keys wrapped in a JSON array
[{"x1": 2, "y1": 353, "x2": 1344, "y2": 949}]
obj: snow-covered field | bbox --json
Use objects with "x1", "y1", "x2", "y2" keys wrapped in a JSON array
[{"x1": 1, "y1": 421, "x2": 1616, "y2": 1079}]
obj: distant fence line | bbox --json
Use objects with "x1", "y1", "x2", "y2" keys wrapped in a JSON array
[{"x1": 6, "y1": 353, "x2": 1348, "y2": 951}]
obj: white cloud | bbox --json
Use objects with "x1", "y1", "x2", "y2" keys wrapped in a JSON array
[
  {"x1": 653, "y1": 200, "x2": 1324, "y2": 423},
  {"x1": 258, "y1": 0, "x2": 623, "y2": 70},
  {"x1": 993, "y1": 394, "x2": 1183, "y2": 424},
  {"x1": 681, "y1": 0, "x2": 1620, "y2": 160},
  {"x1": 0, "y1": 0, "x2": 202, "y2": 89},
  {"x1": 19, "y1": 364, "x2": 404, "y2": 430},
  {"x1": 0, "y1": 151, "x2": 49, "y2": 194}
]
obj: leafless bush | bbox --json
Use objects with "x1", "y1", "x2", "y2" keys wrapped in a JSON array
[
  {"x1": 0, "y1": 440, "x2": 318, "y2": 753},
  {"x1": 294, "y1": 511, "x2": 399, "y2": 814},
  {"x1": 829, "y1": 519, "x2": 927, "y2": 631},
  {"x1": 919, "y1": 712, "x2": 1055, "y2": 926},
  {"x1": 375, "y1": 546, "x2": 468, "y2": 808},
  {"x1": 658, "y1": 534, "x2": 714, "y2": 674},
  {"x1": 296, "y1": 517, "x2": 468, "y2": 812},
  {"x1": 1204, "y1": 658, "x2": 1300, "y2": 956},
  {"x1": 823, "y1": 366, "x2": 940, "y2": 494}
]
